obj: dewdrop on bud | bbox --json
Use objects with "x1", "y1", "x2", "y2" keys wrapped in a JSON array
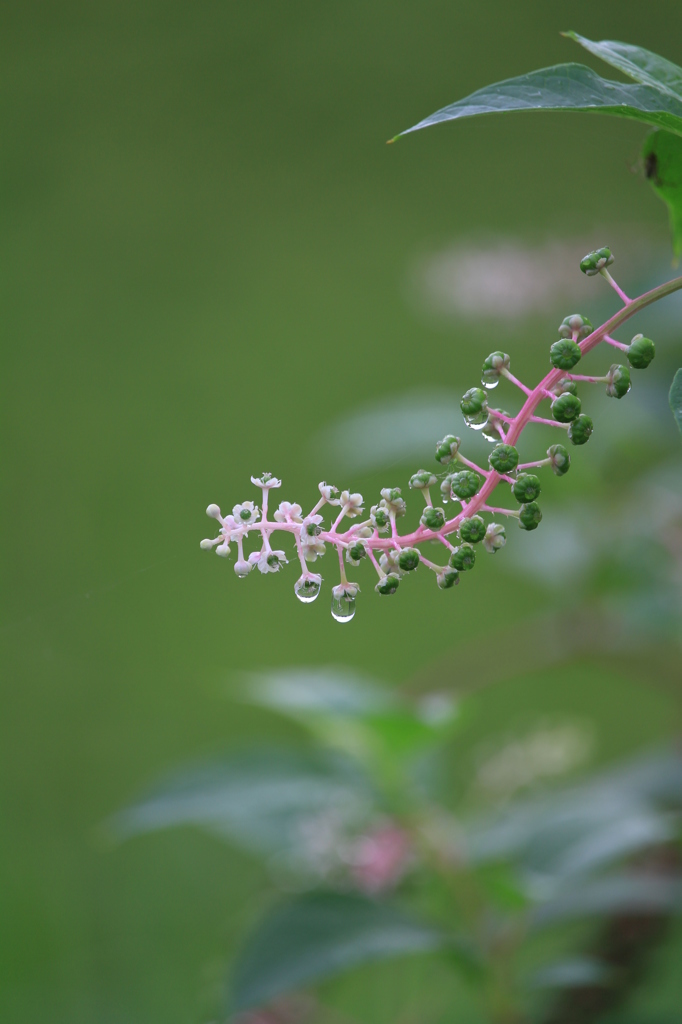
[
  {"x1": 294, "y1": 574, "x2": 322, "y2": 604},
  {"x1": 435, "y1": 435, "x2": 461, "y2": 465},
  {"x1": 481, "y1": 351, "x2": 510, "y2": 389},
  {"x1": 489, "y1": 443, "x2": 519, "y2": 473},
  {"x1": 206, "y1": 504, "x2": 222, "y2": 520},
  {"x1": 449, "y1": 544, "x2": 476, "y2": 572},
  {"x1": 568, "y1": 414, "x2": 594, "y2": 446},
  {"x1": 397, "y1": 548, "x2": 420, "y2": 572},
  {"x1": 421, "y1": 506, "x2": 445, "y2": 530},
  {"x1": 409, "y1": 470, "x2": 437, "y2": 490},
  {"x1": 331, "y1": 581, "x2": 359, "y2": 623},
  {"x1": 605, "y1": 364, "x2": 631, "y2": 399},
  {"x1": 375, "y1": 573, "x2": 400, "y2": 596},
  {"x1": 550, "y1": 339, "x2": 582, "y2": 371},
  {"x1": 580, "y1": 246, "x2": 613, "y2": 276},
  {"x1": 346, "y1": 541, "x2": 367, "y2": 566},
  {"x1": 518, "y1": 502, "x2": 542, "y2": 531},
  {"x1": 512, "y1": 473, "x2": 541, "y2": 503},
  {"x1": 547, "y1": 444, "x2": 570, "y2": 476},
  {"x1": 627, "y1": 334, "x2": 655, "y2": 369},
  {"x1": 234, "y1": 560, "x2": 252, "y2": 578},
  {"x1": 437, "y1": 568, "x2": 460, "y2": 590},
  {"x1": 483, "y1": 523, "x2": 506, "y2": 553},
  {"x1": 459, "y1": 515, "x2": 486, "y2": 543},
  {"x1": 551, "y1": 392, "x2": 581, "y2": 423},
  {"x1": 558, "y1": 314, "x2": 593, "y2": 339},
  {"x1": 461, "y1": 388, "x2": 489, "y2": 426}
]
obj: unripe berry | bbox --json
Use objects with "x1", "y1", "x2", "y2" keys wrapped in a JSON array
[
  {"x1": 489, "y1": 443, "x2": 519, "y2": 473},
  {"x1": 421, "y1": 505, "x2": 446, "y2": 530},
  {"x1": 558, "y1": 313, "x2": 593, "y2": 339},
  {"x1": 375, "y1": 573, "x2": 400, "y2": 595},
  {"x1": 481, "y1": 351, "x2": 510, "y2": 384},
  {"x1": 449, "y1": 470, "x2": 482, "y2": 500},
  {"x1": 605, "y1": 364, "x2": 631, "y2": 399},
  {"x1": 568, "y1": 414, "x2": 594, "y2": 446},
  {"x1": 627, "y1": 334, "x2": 655, "y2": 369},
  {"x1": 551, "y1": 392, "x2": 581, "y2": 423},
  {"x1": 398, "y1": 548, "x2": 420, "y2": 572},
  {"x1": 409, "y1": 469, "x2": 437, "y2": 490},
  {"x1": 550, "y1": 377, "x2": 578, "y2": 397},
  {"x1": 435, "y1": 434, "x2": 461, "y2": 465},
  {"x1": 550, "y1": 339, "x2": 582, "y2": 371},
  {"x1": 437, "y1": 568, "x2": 460, "y2": 590},
  {"x1": 449, "y1": 543, "x2": 476, "y2": 571},
  {"x1": 580, "y1": 246, "x2": 614, "y2": 276},
  {"x1": 459, "y1": 515, "x2": 486, "y2": 544},
  {"x1": 370, "y1": 506, "x2": 391, "y2": 530},
  {"x1": 547, "y1": 444, "x2": 570, "y2": 476},
  {"x1": 512, "y1": 473, "x2": 541, "y2": 503},
  {"x1": 461, "y1": 388, "x2": 488, "y2": 425},
  {"x1": 518, "y1": 502, "x2": 542, "y2": 531}
]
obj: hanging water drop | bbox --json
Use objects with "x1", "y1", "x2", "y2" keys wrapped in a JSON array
[
  {"x1": 463, "y1": 415, "x2": 489, "y2": 431},
  {"x1": 331, "y1": 593, "x2": 356, "y2": 623},
  {"x1": 294, "y1": 576, "x2": 321, "y2": 603},
  {"x1": 481, "y1": 379, "x2": 499, "y2": 390}
]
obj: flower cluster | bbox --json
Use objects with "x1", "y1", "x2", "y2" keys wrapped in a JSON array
[{"x1": 201, "y1": 250, "x2": 661, "y2": 622}]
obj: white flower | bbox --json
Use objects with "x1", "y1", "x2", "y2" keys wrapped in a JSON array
[
  {"x1": 300, "y1": 523, "x2": 326, "y2": 561},
  {"x1": 274, "y1": 501, "x2": 303, "y2": 523},
  {"x1": 251, "y1": 473, "x2": 282, "y2": 489},
  {"x1": 331, "y1": 581, "x2": 360, "y2": 600},
  {"x1": 338, "y1": 490, "x2": 364, "y2": 518},
  {"x1": 483, "y1": 522, "x2": 506, "y2": 553},
  {"x1": 248, "y1": 548, "x2": 288, "y2": 573},
  {"x1": 232, "y1": 501, "x2": 260, "y2": 526},
  {"x1": 318, "y1": 482, "x2": 340, "y2": 504},
  {"x1": 380, "y1": 488, "x2": 406, "y2": 517}
]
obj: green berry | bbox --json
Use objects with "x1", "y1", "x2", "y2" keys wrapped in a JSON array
[
  {"x1": 461, "y1": 388, "x2": 489, "y2": 425},
  {"x1": 398, "y1": 547, "x2": 420, "y2": 572},
  {"x1": 568, "y1": 414, "x2": 594, "y2": 446},
  {"x1": 551, "y1": 376, "x2": 578, "y2": 397},
  {"x1": 512, "y1": 473, "x2": 541, "y2": 503},
  {"x1": 437, "y1": 568, "x2": 460, "y2": 590},
  {"x1": 421, "y1": 505, "x2": 446, "y2": 530},
  {"x1": 558, "y1": 314, "x2": 593, "y2": 340},
  {"x1": 375, "y1": 573, "x2": 401, "y2": 595},
  {"x1": 481, "y1": 351, "x2": 510, "y2": 385},
  {"x1": 435, "y1": 435, "x2": 461, "y2": 465},
  {"x1": 370, "y1": 506, "x2": 391, "y2": 530},
  {"x1": 409, "y1": 469, "x2": 437, "y2": 489},
  {"x1": 551, "y1": 392, "x2": 582, "y2": 423},
  {"x1": 580, "y1": 246, "x2": 613, "y2": 276},
  {"x1": 347, "y1": 541, "x2": 367, "y2": 564},
  {"x1": 550, "y1": 339, "x2": 582, "y2": 371},
  {"x1": 449, "y1": 544, "x2": 476, "y2": 571},
  {"x1": 459, "y1": 515, "x2": 486, "y2": 544},
  {"x1": 449, "y1": 470, "x2": 482, "y2": 500},
  {"x1": 547, "y1": 444, "x2": 570, "y2": 476},
  {"x1": 489, "y1": 443, "x2": 519, "y2": 473},
  {"x1": 627, "y1": 334, "x2": 655, "y2": 369},
  {"x1": 605, "y1": 364, "x2": 631, "y2": 399},
  {"x1": 518, "y1": 502, "x2": 542, "y2": 531}
]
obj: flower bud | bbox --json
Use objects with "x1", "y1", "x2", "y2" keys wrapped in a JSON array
[
  {"x1": 459, "y1": 515, "x2": 486, "y2": 543},
  {"x1": 550, "y1": 376, "x2": 578, "y2": 397},
  {"x1": 580, "y1": 246, "x2": 613, "y2": 276},
  {"x1": 448, "y1": 470, "x2": 482, "y2": 500},
  {"x1": 380, "y1": 488, "x2": 407, "y2": 516},
  {"x1": 421, "y1": 506, "x2": 446, "y2": 530},
  {"x1": 481, "y1": 351, "x2": 510, "y2": 385},
  {"x1": 437, "y1": 568, "x2": 460, "y2": 590},
  {"x1": 449, "y1": 543, "x2": 476, "y2": 571},
  {"x1": 483, "y1": 523, "x2": 506, "y2": 553},
  {"x1": 512, "y1": 473, "x2": 541, "y2": 503},
  {"x1": 627, "y1": 334, "x2": 655, "y2": 369},
  {"x1": 518, "y1": 502, "x2": 542, "y2": 531},
  {"x1": 370, "y1": 505, "x2": 391, "y2": 531},
  {"x1": 551, "y1": 392, "x2": 581, "y2": 423},
  {"x1": 435, "y1": 434, "x2": 461, "y2": 465},
  {"x1": 234, "y1": 560, "x2": 252, "y2": 577},
  {"x1": 460, "y1": 387, "x2": 489, "y2": 425},
  {"x1": 547, "y1": 444, "x2": 570, "y2": 476},
  {"x1": 346, "y1": 541, "x2": 367, "y2": 566},
  {"x1": 375, "y1": 573, "x2": 401, "y2": 595},
  {"x1": 568, "y1": 414, "x2": 594, "y2": 446},
  {"x1": 206, "y1": 503, "x2": 222, "y2": 520},
  {"x1": 216, "y1": 541, "x2": 231, "y2": 557},
  {"x1": 558, "y1": 313, "x2": 593, "y2": 339},
  {"x1": 549, "y1": 339, "x2": 582, "y2": 371},
  {"x1": 200, "y1": 537, "x2": 217, "y2": 550},
  {"x1": 489, "y1": 443, "x2": 519, "y2": 473},
  {"x1": 409, "y1": 469, "x2": 438, "y2": 490},
  {"x1": 398, "y1": 547, "x2": 420, "y2": 572},
  {"x1": 605, "y1": 363, "x2": 631, "y2": 399}
]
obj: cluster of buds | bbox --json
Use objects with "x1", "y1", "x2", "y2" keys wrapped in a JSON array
[{"x1": 201, "y1": 249, "x2": 658, "y2": 622}]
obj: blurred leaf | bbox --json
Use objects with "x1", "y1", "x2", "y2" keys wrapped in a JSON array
[
  {"x1": 670, "y1": 368, "x2": 682, "y2": 435},
  {"x1": 530, "y1": 956, "x2": 610, "y2": 989},
  {"x1": 476, "y1": 863, "x2": 530, "y2": 911},
  {"x1": 531, "y1": 874, "x2": 682, "y2": 929},
  {"x1": 643, "y1": 131, "x2": 682, "y2": 259},
  {"x1": 239, "y1": 667, "x2": 395, "y2": 721},
  {"x1": 229, "y1": 891, "x2": 453, "y2": 1013},
  {"x1": 114, "y1": 748, "x2": 375, "y2": 864},
  {"x1": 564, "y1": 33, "x2": 682, "y2": 99},
  {"x1": 394, "y1": 65, "x2": 682, "y2": 141}
]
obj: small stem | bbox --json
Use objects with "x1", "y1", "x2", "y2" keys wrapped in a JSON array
[
  {"x1": 600, "y1": 267, "x2": 631, "y2": 304},
  {"x1": 456, "y1": 452, "x2": 489, "y2": 476},
  {"x1": 569, "y1": 374, "x2": 608, "y2": 383},
  {"x1": 366, "y1": 547, "x2": 384, "y2": 577},
  {"x1": 419, "y1": 554, "x2": 443, "y2": 572},
  {"x1": 307, "y1": 496, "x2": 326, "y2": 518},
  {"x1": 530, "y1": 415, "x2": 569, "y2": 429},
  {"x1": 501, "y1": 368, "x2": 532, "y2": 396},
  {"x1": 604, "y1": 333, "x2": 629, "y2": 352},
  {"x1": 337, "y1": 545, "x2": 347, "y2": 582},
  {"x1": 482, "y1": 505, "x2": 520, "y2": 518},
  {"x1": 517, "y1": 458, "x2": 550, "y2": 470}
]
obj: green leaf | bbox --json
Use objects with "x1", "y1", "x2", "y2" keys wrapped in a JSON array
[
  {"x1": 238, "y1": 667, "x2": 395, "y2": 720},
  {"x1": 229, "y1": 891, "x2": 453, "y2": 1013},
  {"x1": 393, "y1": 64, "x2": 682, "y2": 141},
  {"x1": 669, "y1": 368, "x2": 682, "y2": 436},
  {"x1": 564, "y1": 33, "x2": 682, "y2": 101},
  {"x1": 643, "y1": 131, "x2": 682, "y2": 259},
  {"x1": 530, "y1": 956, "x2": 611, "y2": 990},
  {"x1": 531, "y1": 875, "x2": 682, "y2": 929}
]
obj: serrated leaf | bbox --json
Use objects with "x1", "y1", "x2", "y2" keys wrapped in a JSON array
[
  {"x1": 393, "y1": 64, "x2": 682, "y2": 141},
  {"x1": 564, "y1": 33, "x2": 682, "y2": 101},
  {"x1": 643, "y1": 130, "x2": 682, "y2": 259},
  {"x1": 669, "y1": 368, "x2": 682, "y2": 436},
  {"x1": 229, "y1": 891, "x2": 453, "y2": 1013}
]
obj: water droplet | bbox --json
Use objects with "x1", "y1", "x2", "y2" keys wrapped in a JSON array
[
  {"x1": 331, "y1": 593, "x2": 356, "y2": 623},
  {"x1": 481, "y1": 379, "x2": 499, "y2": 390},
  {"x1": 463, "y1": 415, "x2": 489, "y2": 431},
  {"x1": 294, "y1": 577, "x2": 321, "y2": 603}
]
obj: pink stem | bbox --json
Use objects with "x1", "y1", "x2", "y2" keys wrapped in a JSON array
[
  {"x1": 530, "y1": 415, "x2": 569, "y2": 429},
  {"x1": 502, "y1": 370, "x2": 532, "y2": 396},
  {"x1": 600, "y1": 268, "x2": 631, "y2": 305},
  {"x1": 604, "y1": 334, "x2": 629, "y2": 352}
]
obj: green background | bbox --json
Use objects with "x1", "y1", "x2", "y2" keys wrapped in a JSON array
[{"x1": 3, "y1": 2, "x2": 682, "y2": 1021}]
